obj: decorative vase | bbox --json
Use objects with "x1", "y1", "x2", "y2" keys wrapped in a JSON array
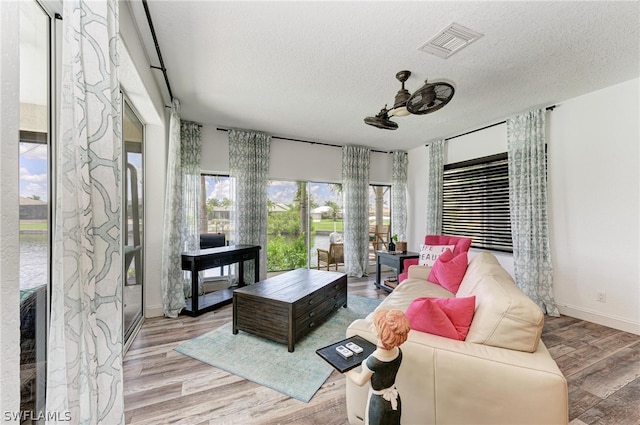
[{"x1": 388, "y1": 240, "x2": 396, "y2": 252}]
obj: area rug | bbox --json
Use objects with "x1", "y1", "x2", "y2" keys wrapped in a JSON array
[{"x1": 174, "y1": 295, "x2": 380, "y2": 402}]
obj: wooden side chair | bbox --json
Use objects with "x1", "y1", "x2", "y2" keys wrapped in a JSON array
[
  {"x1": 375, "y1": 225, "x2": 390, "y2": 251},
  {"x1": 317, "y1": 243, "x2": 344, "y2": 271}
]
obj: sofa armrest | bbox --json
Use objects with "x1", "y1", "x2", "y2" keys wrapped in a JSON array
[
  {"x1": 399, "y1": 258, "x2": 421, "y2": 283},
  {"x1": 403, "y1": 257, "x2": 419, "y2": 270},
  {"x1": 346, "y1": 319, "x2": 568, "y2": 425},
  {"x1": 407, "y1": 265, "x2": 432, "y2": 281}
]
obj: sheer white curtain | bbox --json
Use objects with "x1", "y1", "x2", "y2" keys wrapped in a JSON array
[
  {"x1": 47, "y1": 0, "x2": 124, "y2": 423},
  {"x1": 342, "y1": 145, "x2": 370, "y2": 277},
  {"x1": 426, "y1": 139, "x2": 446, "y2": 235},
  {"x1": 161, "y1": 100, "x2": 186, "y2": 318},
  {"x1": 229, "y1": 129, "x2": 270, "y2": 282},
  {"x1": 160, "y1": 108, "x2": 202, "y2": 316},
  {"x1": 507, "y1": 109, "x2": 559, "y2": 315},
  {"x1": 391, "y1": 151, "x2": 408, "y2": 240}
]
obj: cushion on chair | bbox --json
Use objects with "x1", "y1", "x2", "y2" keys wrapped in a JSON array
[{"x1": 424, "y1": 235, "x2": 472, "y2": 256}]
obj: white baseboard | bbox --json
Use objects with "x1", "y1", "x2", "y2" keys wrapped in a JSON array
[
  {"x1": 145, "y1": 304, "x2": 164, "y2": 318},
  {"x1": 557, "y1": 303, "x2": 640, "y2": 335}
]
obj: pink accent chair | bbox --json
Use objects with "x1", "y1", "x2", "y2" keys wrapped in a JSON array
[{"x1": 398, "y1": 235, "x2": 472, "y2": 283}]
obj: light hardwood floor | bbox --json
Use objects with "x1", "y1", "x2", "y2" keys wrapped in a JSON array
[{"x1": 123, "y1": 274, "x2": 640, "y2": 425}]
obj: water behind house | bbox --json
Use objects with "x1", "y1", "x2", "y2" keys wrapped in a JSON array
[{"x1": 20, "y1": 232, "x2": 48, "y2": 291}]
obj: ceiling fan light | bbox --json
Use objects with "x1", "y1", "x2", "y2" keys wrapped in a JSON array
[
  {"x1": 390, "y1": 106, "x2": 410, "y2": 117},
  {"x1": 390, "y1": 71, "x2": 412, "y2": 117}
]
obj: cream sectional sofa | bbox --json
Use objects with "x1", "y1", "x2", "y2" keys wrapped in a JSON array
[{"x1": 346, "y1": 251, "x2": 568, "y2": 425}]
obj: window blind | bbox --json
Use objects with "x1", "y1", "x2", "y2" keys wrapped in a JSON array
[{"x1": 442, "y1": 153, "x2": 512, "y2": 252}]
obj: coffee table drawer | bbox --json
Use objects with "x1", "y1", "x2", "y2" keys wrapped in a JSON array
[
  {"x1": 295, "y1": 296, "x2": 344, "y2": 339},
  {"x1": 294, "y1": 289, "x2": 326, "y2": 317},
  {"x1": 325, "y1": 278, "x2": 347, "y2": 299}
]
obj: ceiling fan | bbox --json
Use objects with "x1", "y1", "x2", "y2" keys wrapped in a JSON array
[{"x1": 364, "y1": 70, "x2": 455, "y2": 130}]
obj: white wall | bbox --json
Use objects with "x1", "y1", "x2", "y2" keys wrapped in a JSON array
[
  {"x1": 201, "y1": 128, "x2": 392, "y2": 183},
  {"x1": 548, "y1": 78, "x2": 639, "y2": 334},
  {"x1": 406, "y1": 78, "x2": 640, "y2": 334},
  {"x1": 120, "y1": 4, "x2": 168, "y2": 318},
  {"x1": 0, "y1": 0, "x2": 21, "y2": 414}
]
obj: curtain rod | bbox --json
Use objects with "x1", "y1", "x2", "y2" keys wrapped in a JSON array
[
  {"x1": 433, "y1": 105, "x2": 557, "y2": 144},
  {"x1": 142, "y1": 0, "x2": 174, "y2": 101},
  {"x1": 216, "y1": 127, "x2": 391, "y2": 154}
]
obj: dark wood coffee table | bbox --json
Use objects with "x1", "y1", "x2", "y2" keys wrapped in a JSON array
[{"x1": 232, "y1": 268, "x2": 347, "y2": 352}]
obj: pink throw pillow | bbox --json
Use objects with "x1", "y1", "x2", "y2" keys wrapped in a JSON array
[
  {"x1": 405, "y1": 296, "x2": 476, "y2": 340},
  {"x1": 428, "y1": 249, "x2": 468, "y2": 293}
]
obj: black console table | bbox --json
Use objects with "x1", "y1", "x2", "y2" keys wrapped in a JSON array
[
  {"x1": 375, "y1": 250, "x2": 419, "y2": 292},
  {"x1": 181, "y1": 244, "x2": 260, "y2": 316}
]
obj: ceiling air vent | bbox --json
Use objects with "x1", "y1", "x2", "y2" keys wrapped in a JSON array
[{"x1": 418, "y1": 23, "x2": 483, "y2": 59}]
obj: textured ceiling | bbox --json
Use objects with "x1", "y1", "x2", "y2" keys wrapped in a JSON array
[{"x1": 128, "y1": 1, "x2": 640, "y2": 152}]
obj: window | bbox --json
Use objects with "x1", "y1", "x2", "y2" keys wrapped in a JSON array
[
  {"x1": 308, "y1": 181, "x2": 343, "y2": 269},
  {"x1": 442, "y1": 153, "x2": 512, "y2": 252},
  {"x1": 266, "y1": 180, "x2": 344, "y2": 271},
  {"x1": 369, "y1": 185, "x2": 391, "y2": 252},
  {"x1": 19, "y1": 0, "x2": 50, "y2": 415},
  {"x1": 266, "y1": 180, "x2": 310, "y2": 272},
  {"x1": 200, "y1": 174, "x2": 231, "y2": 279}
]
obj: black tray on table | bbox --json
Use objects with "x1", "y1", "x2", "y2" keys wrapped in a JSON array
[{"x1": 316, "y1": 335, "x2": 376, "y2": 373}]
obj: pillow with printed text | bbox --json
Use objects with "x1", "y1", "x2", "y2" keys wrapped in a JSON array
[{"x1": 418, "y1": 244, "x2": 455, "y2": 267}]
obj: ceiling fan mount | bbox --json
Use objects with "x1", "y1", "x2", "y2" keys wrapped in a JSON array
[{"x1": 364, "y1": 70, "x2": 455, "y2": 130}]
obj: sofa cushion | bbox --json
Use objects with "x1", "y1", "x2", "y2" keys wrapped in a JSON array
[
  {"x1": 456, "y1": 252, "x2": 544, "y2": 352},
  {"x1": 405, "y1": 296, "x2": 476, "y2": 340},
  {"x1": 418, "y1": 244, "x2": 455, "y2": 266},
  {"x1": 374, "y1": 278, "x2": 454, "y2": 317},
  {"x1": 428, "y1": 249, "x2": 468, "y2": 293}
]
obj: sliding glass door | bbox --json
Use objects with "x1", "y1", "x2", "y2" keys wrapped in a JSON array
[
  {"x1": 266, "y1": 180, "x2": 309, "y2": 272},
  {"x1": 265, "y1": 180, "x2": 344, "y2": 272},
  {"x1": 123, "y1": 101, "x2": 144, "y2": 350},
  {"x1": 308, "y1": 182, "x2": 343, "y2": 268}
]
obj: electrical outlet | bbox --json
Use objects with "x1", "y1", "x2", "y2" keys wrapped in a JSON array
[{"x1": 597, "y1": 291, "x2": 606, "y2": 303}]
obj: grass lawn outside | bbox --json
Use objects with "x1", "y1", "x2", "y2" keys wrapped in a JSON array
[
  {"x1": 313, "y1": 220, "x2": 344, "y2": 232},
  {"x1": 20, "y1": 220, "x2": 48, "y2": 231}
]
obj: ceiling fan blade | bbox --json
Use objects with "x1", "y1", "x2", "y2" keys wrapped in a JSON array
[
  {"x1": 364, "y1": 105, "x2": 398, "y2": 130},
  {"x1": 408, "y1": 81, "x2": 454, "y2": 115}
]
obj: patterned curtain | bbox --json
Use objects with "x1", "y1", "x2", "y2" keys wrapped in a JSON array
[
  {"x1": 229, "y1": 129, "x2": 270, "y2": 283},
  {"x1": 507, "y1": 109, "x2": 559, "y2": 316},
  {"x1": 426, "y1": 139, "x2": 446, "y2": 235},
  {"x1": 181, "y1": 122, "x2": 202, "y2": 297},
  {"x1": 160, "y1": 100, "x2": 186, "y2": 318},
  {"x1": 391, "y1": 151, "x2": 408, "y2": 241},
  {"x1": 342, "y1": 145, "x2": 370, "y2": 277},
  {"x1": 47, "y1": 0, "x2": 124, "y2": 423}
]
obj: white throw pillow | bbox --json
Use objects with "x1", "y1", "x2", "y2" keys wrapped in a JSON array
[
  {"x1": 418, "y1": 244, "x2": 455, "y2": 267},
  {"x1": 329, "y1": 232, "x2": 343, "y2": 244}
]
